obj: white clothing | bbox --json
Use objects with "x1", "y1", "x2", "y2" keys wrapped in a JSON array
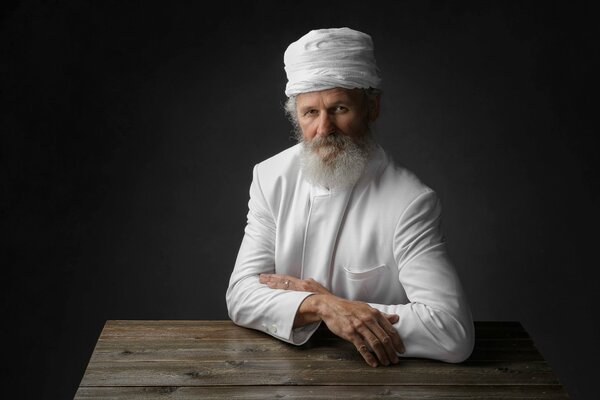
[
  {"x1": 226, "y1": 144, "x2": 474, "y2": 363},
  {"x1": 284, "y1": 27, "x2": 381, "y2": 96}
]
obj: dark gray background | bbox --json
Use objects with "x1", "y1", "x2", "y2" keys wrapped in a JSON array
[{"x1": 2, "y1": 1, "x2": 597, "y2": 399}]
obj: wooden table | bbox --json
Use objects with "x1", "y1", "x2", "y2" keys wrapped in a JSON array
[{"x1": 75, "y1": 320, "x2": 569, "y2": 399}]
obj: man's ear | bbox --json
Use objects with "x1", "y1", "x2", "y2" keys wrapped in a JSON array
[{"x1": 368, "y1": 94, "x2": 381, "y2": 122}]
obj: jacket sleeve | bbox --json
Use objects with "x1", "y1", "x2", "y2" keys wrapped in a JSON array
[
  {"x1": 368, "y1": 190, "x2": 475, "y2": 363},
  {"x1": 226, "y1": 165, "x2": 320, "y2": 345}
]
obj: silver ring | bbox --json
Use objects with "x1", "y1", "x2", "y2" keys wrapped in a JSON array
[{"x1": 283, "y1": 280, "x2": 290, "y2": 289}]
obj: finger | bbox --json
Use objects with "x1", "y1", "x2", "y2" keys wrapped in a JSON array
[
  {"x1": 266, "y1": 281, "x2": 287, "y2": 290},
  {"x1": 260, "y1": 275, "x2": 284, "y2": 289},
  {"x1": 260, "y1": 274, "x2": 287, "y2": 284},
  {"x1": 260, "y1": 273, "x2": 286, "y2": 280},
  {"x1": 274, "y1": 277, "x2": 293, "y2": 290},
  {"x1": 265, "y1": 280, "x2": 277, "y2": 289},
  {"x1": 361, "y1": 320, "x2": 393, "y2": 366},
  {"x1": 369, "y1": 318, "x2": 399, "y2": 364},
  {"x1": 384, "y1": 313, "x2": 399, "y2": 324},
  {"x1": 381, "y1": 314, "x2": 404, "y2": 354},
  {"x1": 352, "y1": 337, "x2": 378, "y2": 367},
  {"x1": 379, "y1": 313, "x2": 405, "y2": 354}
]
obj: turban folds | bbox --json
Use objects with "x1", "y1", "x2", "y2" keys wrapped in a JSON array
[{"x1": 284, "y1": 27, "x2": 381, "y2": 97}]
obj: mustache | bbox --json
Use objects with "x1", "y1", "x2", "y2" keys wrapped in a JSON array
[{"x1": 307, "y1": 132, "x2": 352, "y2": 149}]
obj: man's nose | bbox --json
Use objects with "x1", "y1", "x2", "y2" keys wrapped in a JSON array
[{"x1": 316, "y1": 113, "x2": 335, "y2": 137}]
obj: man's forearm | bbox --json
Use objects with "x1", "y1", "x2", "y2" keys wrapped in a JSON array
[
  {"x1": 293, "y1": 294, "x2": 324, "y2": 328},
  {"x1": 264, "y1": 273, "x2": 403, "y2": 367},
  {"x1": 293, "y1": 290, "x2": 404, "y2": 367}
]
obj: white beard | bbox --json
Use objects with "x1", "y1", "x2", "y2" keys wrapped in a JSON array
[{"x1": 299, "y1": 133, "x2": 374, "y2": 189}]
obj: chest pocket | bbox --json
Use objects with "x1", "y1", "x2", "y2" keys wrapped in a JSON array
[{"x1": 342, "y1": 263, "x2": 389, "y2": 302}]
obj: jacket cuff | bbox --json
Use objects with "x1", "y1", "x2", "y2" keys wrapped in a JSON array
[{"x1": 261, "y1": 291, "x2": 320, "y2": 345}]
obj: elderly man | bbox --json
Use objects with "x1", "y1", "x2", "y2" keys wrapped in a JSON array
[{"x1": 226, "y1": 27, "x2": 474, "y2": 367}]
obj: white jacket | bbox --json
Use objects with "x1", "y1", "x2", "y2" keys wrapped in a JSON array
[{"x1": 226, "y1": 144, "x2": 474, "y2": 363}]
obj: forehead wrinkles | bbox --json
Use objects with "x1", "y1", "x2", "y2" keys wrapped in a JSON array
[{"x1": 297, "y1": 90, "x2": 363, "y2": 111}]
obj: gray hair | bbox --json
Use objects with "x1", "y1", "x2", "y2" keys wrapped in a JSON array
[{"x1": 284, "y1": 88, "x2": 382, "y2": 139}]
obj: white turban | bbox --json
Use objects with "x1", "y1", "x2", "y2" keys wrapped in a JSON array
[{"x1": 284, "y1": 27, "x2": 381, "y2": 97}]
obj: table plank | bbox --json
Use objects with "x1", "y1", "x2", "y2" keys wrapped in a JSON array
[
  {"x1": 76, "y1": 321, "x2": 569, "y2": 399},
  {"x1": 98, "y1": 320, "x2": 531, "y2": 339},
  {"x1": 89, "y1": 338, "x2": 544, "y2": 362},
  {"x1": 75, "y1": 385, "x2": 569, "y2": 399},
  {"x1": 79, "y1": 359, "x2": 558, "y2": 386},
  {"x1": 89, "y1": 320, "x2": 544, "y2": 364}
]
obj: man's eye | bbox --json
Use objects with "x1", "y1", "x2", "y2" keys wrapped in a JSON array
[
  {"x1": 304, "y1": 110, "x2": 318, "y2": 116},
  {"x1": 334, "y1": 106, "x2": 348, "y2": 113}
]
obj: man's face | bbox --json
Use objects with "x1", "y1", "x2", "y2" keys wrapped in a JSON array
[
  {"x1": 296, "y1": 87, "x2": 374, "y2": 140},
  {"x1": 295, "y1": 87, "x2": 379, "y2": 164},
  {"x1": 294, "y1": 87, "x2": 380, "y2": 188}
]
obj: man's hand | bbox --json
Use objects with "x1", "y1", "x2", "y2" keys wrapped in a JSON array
[
  {"x1": 307, "y1": 295, "x2": 404, "y2": 367},
  {"x1": 259, "y1": 273, "x2": 405, "y2": 367},
  {"x1": 259, "y1": 273, "x2": 332, "y2": 295}
]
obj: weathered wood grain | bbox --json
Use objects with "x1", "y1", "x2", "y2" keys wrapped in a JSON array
[
  {"x1": 89, "y1": 339, "x2": 544, "y2": 363},
  {"x1": 98, "y1": 320, "x2": 531, "y2": 340},
  {"x1": 79, "y1": 359, "x2": 558, "y2": 387},
  {"x1": 89, "y1": 321, "x2": 544, "y2": 364},
  {"x1": 76, "y1": 321, "x2": 569, "y2": 399},
  {"x1": 89, "y1": 337, "x2": 544, "y2": 363},
  {"x1": 75, "y1": 385, "x2": 569, "y2": 399}
]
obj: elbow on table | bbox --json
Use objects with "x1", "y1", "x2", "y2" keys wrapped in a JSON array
[
  {"x1": 226, "y1": 301, "x2": 237, "y2": 324},
  {"x1": 225, "y1": 283, "x2": 242, "y2": 324},
  {"x1": 440, "y1": 321, "x2": 475, "y2": 363}
]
